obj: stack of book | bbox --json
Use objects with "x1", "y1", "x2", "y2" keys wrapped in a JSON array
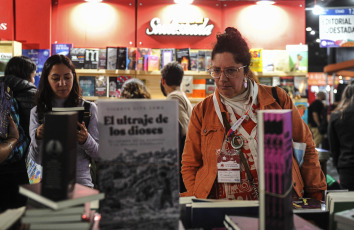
[
  {"x1": 334, "y1": 208, "x2": 354, "y2": 230},
  {"x1": 223, "y1": 214, "x2": 321, "y2": 230},
  {"x1": 19, "y1": 183, "x2": 105, "y2": 230},
  {"x1": 186, "y1": 199, "x2": 258, "y2": 230},
  {"x1": 326, "y1": 191, "x2": 354, "y2": 230}
]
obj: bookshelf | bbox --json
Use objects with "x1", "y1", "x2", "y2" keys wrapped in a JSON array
[
  {"x1": 76, "y1": 69, "x2": 307, "y2": 104},
  {"x1": 76, "y1": 69, "x2": 211, "y2": 103},
  {"x1": 0, "y1": 41, "x2": 22, "y2": 56}
]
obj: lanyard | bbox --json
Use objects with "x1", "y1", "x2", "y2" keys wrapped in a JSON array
[{"x1": 213, "y1": 82, "x2": 258, "y2": 138}]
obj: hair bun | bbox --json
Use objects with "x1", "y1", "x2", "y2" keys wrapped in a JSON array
[{"x1": 224, "y1": 27, "x2": 242, "y2": 38}]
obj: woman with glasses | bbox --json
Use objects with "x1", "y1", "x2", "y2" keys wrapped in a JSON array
[{"x1": 180, "y1": 27, "x2": 326, "y2": 200}]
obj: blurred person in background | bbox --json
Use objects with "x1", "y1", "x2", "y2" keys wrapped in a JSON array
[{"x1": 328, "y1": 84, "x2": 354, "y2": 191}]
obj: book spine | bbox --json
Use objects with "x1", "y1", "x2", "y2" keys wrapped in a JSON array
[{"x1": 41, "y1": 113, "x2": 77, "y2": 201}]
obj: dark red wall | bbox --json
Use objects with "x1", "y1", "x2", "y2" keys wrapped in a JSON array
[
  {"x1": 15, "y1": 0, "x2": 51, "y2": 49},
  {"x1": 0, "y1": 0, "x2": 14, "y2": 40},
  {"x1": 1, "y1": 0, "x2": 306, "y2": 50}
]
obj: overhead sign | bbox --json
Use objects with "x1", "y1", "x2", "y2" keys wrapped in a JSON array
[
  {"x1": 146, "y1": 17, "x2": 214, "y2": 36},
  {"x1": 319, "y1": 8, "x2": 354, "y2": 48}
]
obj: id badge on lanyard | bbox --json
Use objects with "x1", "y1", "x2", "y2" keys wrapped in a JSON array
[{"x1": 217, "y1": 136, "x2": 243, "y2": 183}]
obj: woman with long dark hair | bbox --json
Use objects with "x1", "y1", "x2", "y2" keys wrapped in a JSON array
[
  {"x1": 28, "y1": 54, "x2": 99, "y2": 188},
  {"x1": 328, "y1": 84, "x2": 354, "y2": 190}
]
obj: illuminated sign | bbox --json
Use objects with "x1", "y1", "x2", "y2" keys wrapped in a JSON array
[
  {"x1": 319, "y1": 8, "x2": 354, "y2": 48},
  {"x1": 146, "y1": 17, "x2": 214, "y2": 36}
]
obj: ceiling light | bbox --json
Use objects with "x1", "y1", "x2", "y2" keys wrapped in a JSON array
[
  {"x1": 256, "y1": 1, "x2": 275, "y2": 5},
  {"x1": 306, "y1": 27, "x2": 312, "y2": 32},
  {"x1": 174, "y1": 0, "x2": 194, "y2": 4},
  {"x1": 85, "y1": 0, "x2": 102, "y2": 2},
  {"x1": 312, "y1": 5, "x2": 324, "y2": 15},
  {"x1": 310, "y1": 31, "x2": 316, "y2": 35}
]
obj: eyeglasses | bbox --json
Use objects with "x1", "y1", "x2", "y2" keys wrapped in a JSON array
[{"x1": 207, "y1": 65, "x2": 247, "y2": 79}]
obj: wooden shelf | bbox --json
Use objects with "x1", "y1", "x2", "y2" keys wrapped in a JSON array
[
  {"x1": 254, "y1": 72, "x2": 307, "y2": 77},
  {"x1": 77, "y1": 69, "x2": 307, "y2": 102}
]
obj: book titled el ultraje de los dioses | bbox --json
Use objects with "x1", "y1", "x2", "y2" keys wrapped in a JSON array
[
  {"x1": 257, "y1": 109, "x2": 293, "y2": 230},
  {"x1": 96, "y1": 99, "x2": 180, "y2": 230}
]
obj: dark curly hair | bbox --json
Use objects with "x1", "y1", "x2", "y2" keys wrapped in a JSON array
[
  {"x1": 212, "y1": 27, "x2": 252, "y2": 75},
  {"x1": 120, "y1": 78, "x2": 151, "y2": 99},
  {"x1": 35, "y1": 54, "x2": 82, "y2": 121}
]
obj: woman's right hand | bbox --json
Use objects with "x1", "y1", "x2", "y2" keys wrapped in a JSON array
[
  {"x1": 36, "y1": 124, "x2": 44, "y2": 140},
  {"x1": 8, "y1": 116, "x2": 19, "y2": 140}
]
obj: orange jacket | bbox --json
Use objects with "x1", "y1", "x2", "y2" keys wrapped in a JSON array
[{"x1": 181, "y1": 84, "x2": 327, "y2": 199}]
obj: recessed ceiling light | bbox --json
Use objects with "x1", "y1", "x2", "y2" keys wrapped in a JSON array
[{"x1": 256, "y1": 1, "x2": 275, "y2": 5}]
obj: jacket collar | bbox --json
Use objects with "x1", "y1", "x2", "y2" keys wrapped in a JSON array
[{"x1": 256, "y1": 83, "x2": 278, "y2": 109}]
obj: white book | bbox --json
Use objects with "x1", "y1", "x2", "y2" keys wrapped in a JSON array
[
  {"x1": 52, "y1": 107, "x2": 84, "y2": 112},
  {"x1": 25, "y1": 205, "x2": 84, "y2": 217},
  {"x1": 22, "y1": 213, "x2": 82, "y2": 223},
  {"x1": 19, "y1": 183, "x2": 104, "y2": 210},
  {"x1": 29, "y1": 221, "x2": 91, "y2": 230}
]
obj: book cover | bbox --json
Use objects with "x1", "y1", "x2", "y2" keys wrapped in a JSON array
[
  {"x1": 257, "y1": 110, "x2": 293, "y2": 230},
  {"x1": 79, "y1": 76, "x2": 95, "y2": 97},
  {"x1": 326, "y1": 192, "x2": 354, "y2": 230},
  {"x1": 205, "y1": 79, "x2": 215, "y2": 96},
  {"x1": 189, "y1": 49, "x2": 198, "y2": 71},
  {"x1": 143, "y1": 54, "x2": 149, "y2": 71},
  {"x1": 148, "y1": 55, "x2": 160, "y2": 71},
  {"x1": 136, "y1": 48, "x2": 152, "y2": 71},
  {"x1": 0, "y1": 53, "x2": 12, "y2": 75},
  {"x1": 116, "y1": 75, "x2": 131, "y2": 97},
  {"x1": 98, "y1": 48, "x2": 107, "y2": 69},
  {"x1": 108, "y1": 77, "x2": 118, "y2": 98},
  {"x1": 19, "y1": 183, "x2": 104, "y2": 210},
  {"x1": 250, "y1": 48, "x2": 263, "y2": 73},
  {"x1": 192, "y1": 79, "x2": 206, "y2": 98},
  {"x1": 0, "y1": 207, "x2": 26, "y2": 230},
  {"x1": 334, "y1": 208, "x2": 354, "y2": 229},
  {"x1": 197, "y1": 50, "x2": 206, "y2": 71},
  {"x1": 22, "y1": 213, "x2": 83, "y2": 223},
  {"x1": 127, "y1": 47, "x2": 137, "y2": 70},
  {"x1": 224, "y1": 214, "x2": 321, "y2": 230},
  {"x1": 95, "y1": 76, "x2": 108, "y2": 97},
  {"x1": 205, "y1": 50, "x2": 212, "y2": 70},
  {"x1": 27, "y1": 221, "x2": 91, "y2": 230},
  {"x1": 160, "y1": 48, "x2": 174, "y2": 69},
  {"x1": 106, "y1": 47, "x2": 118, "y2": 70},
  {"x1": 51, "y1": 43, "x2": 72, "y2": 57},
  {"x1": 117, "y1": 47, "x2": 127, "y2": 70},
  {"x1": 41, "y1": 112, "x2": 78, "y2": 201},
  {"x1": 259, "y1": 77, "x2": 273, "y2": 86},
  {"x1": 84, "y1": 48, "x2": 99, "y2": 69},
  {"x1": 181, "y1": 75, "x2": 193, "y2": 97},
  {"x1": 96, "y1": 99, "x2": 180, "y2": 230},
  {"x1": 24, "y1": 203, "x2": 84, "y2": 217},
  {"x1": 26, "y1": 157, "x2": 43, "y2": 184},
  {"x1": 22, "y1": 49, "x2": 50, "y2": 87},
  {"x1": 176, "y1": 48, "x2": 190, "y2": 71},
  {"x1": 286, "y1": 45, "x2": 308, "y2": 73},
  {"x1": 70, "y1": 48, "x2": 86, "y2": 69},
  {"x1": 191, "y1": 200, "x2": 258, "y2": 229},
  {"x1": 262, "y1": 50, "x2": 290, "y2": 73}
]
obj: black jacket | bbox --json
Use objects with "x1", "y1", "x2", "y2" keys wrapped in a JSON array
[
  {"x1": 4, "y1": 75, "x2": 37, "y2": 137},
  {"x1": 328, "y1": 111, "x2": 354, "y2": 169}
]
